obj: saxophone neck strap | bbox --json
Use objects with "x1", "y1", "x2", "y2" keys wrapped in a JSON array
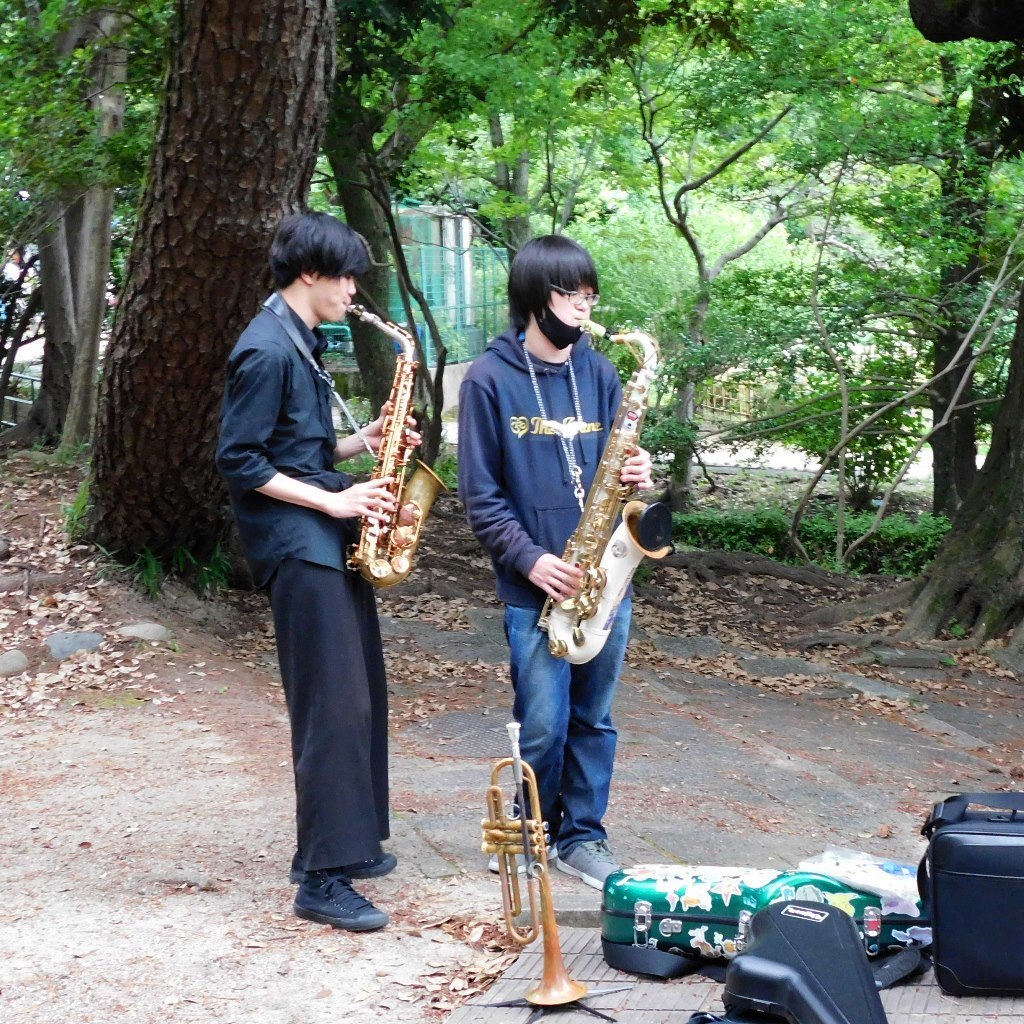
[{"x1": 262, "y1": 292, "x2": 374, "y2": 456}]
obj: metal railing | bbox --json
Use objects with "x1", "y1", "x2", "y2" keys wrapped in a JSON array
[{"x1": 1, "y1": 370, "x2": 39, "y2": 429}]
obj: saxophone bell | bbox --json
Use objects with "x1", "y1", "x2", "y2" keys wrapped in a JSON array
[
  {"x1": 542, "y1": 316, "x2": 672, "y2": 663},
  {"x1": 345, "y1": 304, "x2": 447, "y2": 587}
]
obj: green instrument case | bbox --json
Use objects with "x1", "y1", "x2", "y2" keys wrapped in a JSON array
[{"x1": 601, "y1": 864, "x2": 929, "y2": 979}]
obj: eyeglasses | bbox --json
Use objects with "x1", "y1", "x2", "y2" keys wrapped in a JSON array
[{"x1": 550, "y1": 284, "x2": 600, "y2": 308}]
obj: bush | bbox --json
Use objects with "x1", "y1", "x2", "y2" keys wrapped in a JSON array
[{"x1": 672, "y1": 507, "x2": 950, "y2": 577}]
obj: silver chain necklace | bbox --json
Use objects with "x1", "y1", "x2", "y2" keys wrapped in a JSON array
[{"x1": 522, "y1": 339, "x2": 586, "y2": 510}]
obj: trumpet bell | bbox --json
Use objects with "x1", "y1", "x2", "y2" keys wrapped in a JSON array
[{"x1": 483, "y1": 747, "x2": 589, "y2": 1007}]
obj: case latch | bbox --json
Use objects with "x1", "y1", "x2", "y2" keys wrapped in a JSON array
[
  {"x1": 632, "y1": 899, "x2": 653, "y2": 947},
  {"x1": 862, "y1": 905, "x2": 882, "y2": 955}
]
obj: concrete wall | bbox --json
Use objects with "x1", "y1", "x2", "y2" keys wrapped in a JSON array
[{"x1": 440, "y1": 359, "x2": 473, "y2": 417}]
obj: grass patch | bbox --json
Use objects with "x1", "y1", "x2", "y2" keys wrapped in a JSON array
[{"x1": 672, "y1": 506, "x2": 950, "y2": 577}]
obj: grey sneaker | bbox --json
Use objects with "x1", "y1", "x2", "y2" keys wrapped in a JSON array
[
  {"x1": 488, "y1": 848, "x2": 558, "y2": 873},
  {"x1": 556, "y1": 840, "x2": 620, "y2": 890}
]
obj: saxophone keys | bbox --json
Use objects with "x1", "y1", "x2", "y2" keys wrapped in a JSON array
[
  {"x1": 368, "y1": 558, "x2": 393, "y2": 580},
  {"x1": 572, "y1": 626, "x2": 586, "y2": 647},
  {"x1": 390, "y1": 554, "x2": 412, "y2": 576}
]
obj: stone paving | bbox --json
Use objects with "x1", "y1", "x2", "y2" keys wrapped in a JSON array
[
  {"x1": 377, "y1": 607, "x2": 1024, "y2": 1024},
  {"x1": 14, "y1": 604, "x2": 1020, "y2": 1022}
]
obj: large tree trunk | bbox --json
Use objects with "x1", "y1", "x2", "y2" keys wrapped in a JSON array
[
  {"x1": 930, "y1": 320, "x2": 977, "y2": 517},
  {"x1": 900, "y1": 287, "x2": 1024, "y2": 647},
  {"x1": 88, "y1": 0, "x2": 335, "y2": 561}
]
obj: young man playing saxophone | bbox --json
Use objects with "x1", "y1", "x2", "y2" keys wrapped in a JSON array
[
  {"x1": 217, "y1": 210, "x2": 418, "y2": 931},
  {"x1": 458, "y1": 235, "x2": 653, "y2": 890}
]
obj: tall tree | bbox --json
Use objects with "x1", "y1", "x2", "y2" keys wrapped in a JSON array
[
  {"x1": 0, "y1": 4, "x2": 135, "y2": 446},
  {"x1": 57, "y1": 10, "x2": 129, "y2": 456},
  {"x1": 896, "y1": 1, "x2": 1024, "y2": 652},
  {"x1": 88, "y1": 0, "x2": 335, "y2": 561}
]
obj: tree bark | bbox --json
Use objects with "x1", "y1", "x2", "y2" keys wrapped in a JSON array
[
  {"x1": 927, "y1": 57, "x2": 1003, "y2": 517},
  {"x1": 900, "y1": 287, "x2": 1024, "y2": 646},
  {"x1": 88, "y1": 0, "x2": 335, "y2": 561},
  {"x1": 60, "y1": 13, "x2": 128, "y2": 454},
  {"x1": 489, "y1": 113, "x2": 532, "y2": 259},
  {"x1": 909, "y1": 0, "x2": 1024, "y2": 42},
  {"x1": 30, "y1": 214, "x2": 78, "y2": 441},
  {"x1": 324, "y1": 113, "x2": 400, "y2": 416}
]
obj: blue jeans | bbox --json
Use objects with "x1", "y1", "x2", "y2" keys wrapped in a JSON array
[{"x1": 504, "y1": 598, "x2": 631, "y2": 855}]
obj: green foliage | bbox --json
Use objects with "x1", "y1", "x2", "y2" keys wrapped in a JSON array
[
  {"x1": 344, "y1": 452, "x2": 378, "y2": 479},
  {"x1": 55, "y1": 442, "x2": 90, "y2": 466},
  {"x1": 129, "y1": 547, "x2": 164, "y2": 599},
  {"x1": 672, "y1": 506, "x2": 950, "y2": 577},
  {"x1": 641, "y1": 405, "x2": 699, "y2": 474},
  {"x1": 62, "y1": 479, "x2": 90, "y2": 541},
  {"x1": 631, "y1": 559, "x2": 655, "y2": 587},
  {"x1": 128, "y1": 543, "x2": 231, "y2": 599},
  {"x1": 171, "y1": 544, "x2": 231, "y2": 597},
  {"x1": 432, "y1": 451, "x2": 459, "y2": 490},
  {"x1": 726, "y1": 345, "x2": 929, "y2": 511},
  {"x1": 0, "y1": 0, "x2": 167, "y2": 256}
]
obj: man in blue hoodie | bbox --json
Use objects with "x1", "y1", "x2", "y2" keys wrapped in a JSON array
[{"x1": 458, "y1": 235, "x2": 652, "y2": 889}]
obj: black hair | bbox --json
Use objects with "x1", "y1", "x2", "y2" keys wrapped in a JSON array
[
  {"x1": 269, "y1": 211, "x2": 370, "y2": 288},
  {"x1": 507, "y1": 235, "x2": 599, "y2": 331}
]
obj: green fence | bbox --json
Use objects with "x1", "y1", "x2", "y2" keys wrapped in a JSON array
[
  {"x1": 387, "y1": 238, "x2": 508, "y2": 366},
  {"x1": 323, "y1": 208, "x2": 509, "y2": 368}
]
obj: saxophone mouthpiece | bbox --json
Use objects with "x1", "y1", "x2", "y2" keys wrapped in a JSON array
[{"x1": 580, "y1": 317, "x2": 606, "y2": 338}]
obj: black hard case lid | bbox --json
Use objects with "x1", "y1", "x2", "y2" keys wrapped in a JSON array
[{"x1": 724, "y1": 901, "x2": 887, "y2": 1024}]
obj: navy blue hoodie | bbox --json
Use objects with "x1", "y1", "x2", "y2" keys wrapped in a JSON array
[{"x1": 458, "y1": 328, "x2": 622, "y2": 607}]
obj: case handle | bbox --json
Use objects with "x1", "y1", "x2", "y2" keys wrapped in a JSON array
[{"x1": 922, "y1": 791, "x2": 1024, "y2": 836}]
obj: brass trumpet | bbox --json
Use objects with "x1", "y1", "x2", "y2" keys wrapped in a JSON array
[{"x1": 481, "y1": 722, "x2": 588, "y2": 1007}]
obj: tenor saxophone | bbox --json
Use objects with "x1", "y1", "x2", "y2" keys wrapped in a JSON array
[
  {"x1": 346, "y1": 304, "x2": 445, "y2": 587},
  {"x1": 539, "y1": 318, "x2": 672, "y2": 663}
]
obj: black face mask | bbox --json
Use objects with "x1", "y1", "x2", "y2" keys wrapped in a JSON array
[{"x1": 537, "y1": 306, "x2": 583, "y2": 350}]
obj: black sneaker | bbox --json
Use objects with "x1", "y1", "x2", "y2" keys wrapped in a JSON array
[
  {"x1": 294, "y1": 871, "x2": 389, "y2": 932},
  {"x1": 289, "y1": 851, "x2": 397, "y2": 884}
]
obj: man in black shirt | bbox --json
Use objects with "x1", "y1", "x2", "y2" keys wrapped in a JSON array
[{"x1": 218, "y1": 211, "x2": 409, "y2": 931}]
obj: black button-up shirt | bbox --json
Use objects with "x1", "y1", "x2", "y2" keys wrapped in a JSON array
[{"x1": 217, "y1": 301, "x2": 355, "y2": 588}]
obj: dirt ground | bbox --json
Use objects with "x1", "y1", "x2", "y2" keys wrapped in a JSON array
[
  {"x1": 1, "y1": 453, "x2": 1020, "y2": 1023},
  {"x1": 1, "y1": 455, "x2": 522, "y2": 1023}
]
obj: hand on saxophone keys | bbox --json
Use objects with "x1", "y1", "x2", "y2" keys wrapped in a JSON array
[
  {"x1": 320, "y1": 477, "x2": 397, "y2": 522},
  {"x1": 362, "y1": 401, "x2": 422, "y2": 455},
  {"x1": 619, "y1": 445, "x2": 654, "y2": 490},
  {"x1": 527, "y1": 553, "x2": 584, "y2": 604}
]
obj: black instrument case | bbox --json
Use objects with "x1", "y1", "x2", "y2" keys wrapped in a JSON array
[
  {"x1": 920, "y1": 791, "x2": 1024, "y2": 996},
  {"x1": 723, "y1": 900, "x2": 888, "y2": 1024}
]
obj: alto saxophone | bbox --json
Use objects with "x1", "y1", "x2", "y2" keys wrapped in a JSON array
[
  {"x1": 539, "y1": 318, "x2": 672, "y2": 663},
  {"x1": 346, "y1": 304, "x2": 445, "y2": 587}
]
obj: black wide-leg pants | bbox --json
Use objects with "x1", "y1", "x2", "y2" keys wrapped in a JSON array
[{"x1": 269, "y1": 558, "x2": 390, "y2": 872}]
